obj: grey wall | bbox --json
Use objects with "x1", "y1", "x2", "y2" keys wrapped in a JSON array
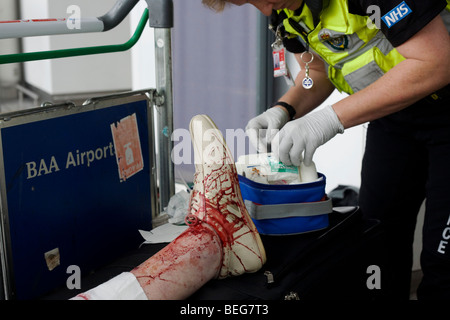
[{"x1": 171, "y1": 1, "x2": 271, "y2": 182}]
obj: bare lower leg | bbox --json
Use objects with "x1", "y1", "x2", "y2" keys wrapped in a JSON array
[{"x1": 131, "y1": 222, "x2": 222, "y2": 300}]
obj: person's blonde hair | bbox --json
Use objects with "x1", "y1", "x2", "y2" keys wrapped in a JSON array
[{"x1": 202, "y1": 0, "x2": 228, "y2": 12}]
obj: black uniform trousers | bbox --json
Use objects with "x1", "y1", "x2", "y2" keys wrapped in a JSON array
[{"x1": 359, "y1": 85, "x2": 450, "y2": 300}]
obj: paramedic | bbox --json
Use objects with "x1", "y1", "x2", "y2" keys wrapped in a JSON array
[{"x1": 202, "y1": 0, "x2": 450, "y2": 299}]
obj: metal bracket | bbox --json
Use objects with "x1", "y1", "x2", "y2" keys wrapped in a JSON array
[
  {"x1": 146, "y1": 0, "x2": 174, "y2": 28},
  {"x1": 153, "y1": 92, "x2": 166, "y2": 106},
  {"x1": 99, "y1": 0, "x2": 140, "y2": 31}
]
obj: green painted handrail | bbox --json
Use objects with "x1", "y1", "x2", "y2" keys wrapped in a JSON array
[{"x1": 0, "y1": 9, "x2": 149, "y2": 65}]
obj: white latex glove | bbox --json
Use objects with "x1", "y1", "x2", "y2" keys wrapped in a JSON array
[
  {"x1": 245, "y1": 107, "x2": 289, "y2": 153},
  {"x1": 271, "y1": 105, "x2": 344, "y2": 167}
]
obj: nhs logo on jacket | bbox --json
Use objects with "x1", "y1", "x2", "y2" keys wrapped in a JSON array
[{"x1": 382, "y1": 1, "x2": 412, "y2": 28}]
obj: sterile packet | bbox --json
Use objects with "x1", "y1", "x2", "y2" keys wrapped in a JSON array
[{"x1": 235, "y1": 153, "x2": 319, "y2": 185}]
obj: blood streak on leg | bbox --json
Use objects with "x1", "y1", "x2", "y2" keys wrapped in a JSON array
[{"x1": 131, "y1": 224, "x2": 222, "y2": 300}]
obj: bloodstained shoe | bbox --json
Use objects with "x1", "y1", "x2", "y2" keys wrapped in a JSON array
[{"x1": 188, "y1": 114, "x2": 266, "y2": 279}]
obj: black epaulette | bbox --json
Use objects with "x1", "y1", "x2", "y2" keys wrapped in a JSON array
[
  {"x1": 269, "y1": 1, "x2": 330, "y2": 53},
  {"x1": 305, "y1": 0, "x2": 329, "y2": 27},
  {"x1": 269, "y1": 10, "x2": 305, "y2": 53}
]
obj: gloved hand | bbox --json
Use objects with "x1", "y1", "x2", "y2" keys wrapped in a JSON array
[
  {"x1": 245, "y1": 107, "x2": 289, "y2": 153},
  {"x1": 271, "y1": 105, "x2": 344, "y2": 167}
]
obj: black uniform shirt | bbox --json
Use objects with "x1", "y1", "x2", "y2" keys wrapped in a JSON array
[
  {"x1": 278, "y1": 0, "x2": 448, "y2": 52},
  {"x1": 349, "y1": 0, "x2": 447, "y2": 46}
]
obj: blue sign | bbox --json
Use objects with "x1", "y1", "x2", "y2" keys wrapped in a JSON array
[
  {"x1": 382, "y1": 1, "x2": 412, "y2": 28},
  {"x1": 2, "y1": 99, "x2": 153, "y2": 300}
]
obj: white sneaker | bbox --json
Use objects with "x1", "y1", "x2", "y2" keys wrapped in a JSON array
[{"x1": 188, "y1": 114, "x2": 267, "y2": 279}]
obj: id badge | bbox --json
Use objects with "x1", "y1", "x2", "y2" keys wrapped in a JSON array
[
  {"x1": 272, "y1": 45, "x2": 295, "y2": 87},
  {"x1": 273, "y1": 46, "x2": 288, "y2": 78}
]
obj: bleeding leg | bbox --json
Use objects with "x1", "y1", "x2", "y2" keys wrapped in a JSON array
[{"x1": 130, "y1": 220, "x2": 222, "y2": 300}]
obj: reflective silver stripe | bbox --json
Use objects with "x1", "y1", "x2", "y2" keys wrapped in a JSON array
[
  {"x1": 332, "y1": 30, "x2": 394, "y2": 70},
  {"x1": 330, "y1": 31, "x2": 395, "y2": 92},
  {"x1": 245, "y1": 197, "x2": 332, "y2": 220},
  {"x1": 295, "y1": 27, "x2": 395, "y2": 93},
  {"x1": 344, "y1": 60, "x2": 385, "y2": 92},
  {"x1": 290, "y1": 16, "x2": 399, "y2": 93}
]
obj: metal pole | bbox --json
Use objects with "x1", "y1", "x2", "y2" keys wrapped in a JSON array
[
  {"x1": 256, "y1": 13, "x2": 274, "y2": 114},
  {"x1": 154, "y1": 28, "x2": 174, "y2": 212},
  {"x1": 0, "y1": 0, "x2": 139, "y2": 40},
  {"x1": 147, "y1": 0, "x2": 175, "y2": 212},
  {"x1": 0, "y1": 9, "x2": 149, "y2": 65}
]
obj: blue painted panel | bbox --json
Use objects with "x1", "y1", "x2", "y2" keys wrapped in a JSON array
[{"x1": 2, "y1": 100, "x2": 153, "y2": 300}]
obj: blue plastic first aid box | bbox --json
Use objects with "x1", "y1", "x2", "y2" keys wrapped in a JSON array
[{"x1": 238, "y1": 174, "x2": 332, "y2": 236}]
